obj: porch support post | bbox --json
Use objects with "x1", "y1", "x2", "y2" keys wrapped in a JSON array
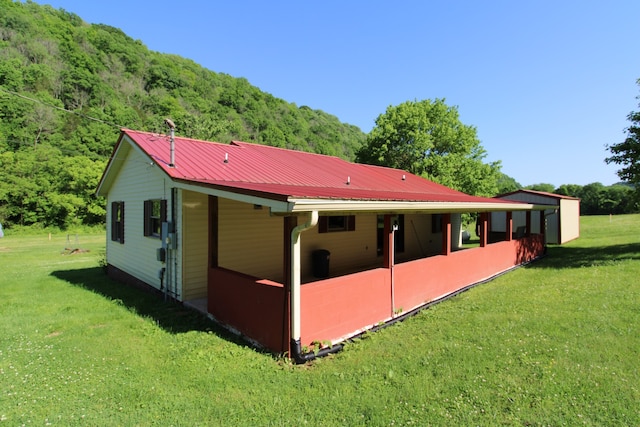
[
  {"x1": 282, "y1": 216, "x2": 296, "y2": 354},
  {"x1": 479, "y1": 212, "x2": 489, "y2": 247},
  {"x1": 383, "y1": 215, "x2": 396, "y2": 316},
  {"x1": 540, "y1": 210, "x2": 546, "y2": 241},
  {"x1": 290, "y1": 211, "x2": 318, "y2": 362},
  {"x1": 383, "y1": 215, "x2": 394, "y2": 269},
  {"x1": 525, "y1": 211, "x2": 531, "y2": 237},
  {"x1": 506, "y1": 211, "x2": 513, "y2": 241},
  {"x1": 207, "y1": 196, "x2": 218, "y2": 315},
  {"x1": 208, "y1": 195, "x2": 218, "y2": 268},
  {"x1": 442, "y1": 213, "x2": 452, "y2": 255}
]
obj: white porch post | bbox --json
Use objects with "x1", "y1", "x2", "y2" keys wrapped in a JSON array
[{"x1": 290, "y1": 211, "x2": 318, "y2": 349}]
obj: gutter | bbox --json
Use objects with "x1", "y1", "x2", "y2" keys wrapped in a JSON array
[{"x1": 281, "y1": 199, "x2": 542, "y2": 214}]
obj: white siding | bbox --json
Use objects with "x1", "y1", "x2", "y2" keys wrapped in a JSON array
[
  {"x1": 218, "y1": 198, "x2": 285, "y2": 281},
  {"x1": 501, "y1": 192, "x2": 559, "y2": 206},
  {"x1": 105, "y1": 148, "x2": 173, "y2": 293},
  {"x1": 559, "y1": 199, "x2": 580, "y2": 243},
  {"x1": 181, "y1": 190, "x2": 209, "y2": 300},
  {"x1": 530, "y1": 210, "x2": 542, "y2": 234},
  {"x1": 401, "y1": 214, "x2": 441, "y2": 259},
  {"x1": 302, "y1": 214, "x2": 378, "y2": 278},
  {"x1": 491, "y1": 211, "x2": 507, "y2": 232}
]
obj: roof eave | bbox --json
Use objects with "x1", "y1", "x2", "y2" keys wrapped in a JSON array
[{"x1": 276, "y1": 199, "x2": 542, "y2": 214}]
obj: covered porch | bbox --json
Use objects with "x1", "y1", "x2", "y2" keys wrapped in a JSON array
[{"x1": 204, "y1": 206, "x2": 546, "y2": 360}]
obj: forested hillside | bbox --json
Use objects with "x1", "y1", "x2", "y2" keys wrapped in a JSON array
[{"x1": 0, "y1": 0, "x2": 365, "y2": 229}]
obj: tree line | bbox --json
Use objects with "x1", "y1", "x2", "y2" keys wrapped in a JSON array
[{"x1": 523, "y1": 183, "x2": 637, "y2": 215}]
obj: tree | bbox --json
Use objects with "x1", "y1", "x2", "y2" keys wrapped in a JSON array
[
  {"x1": 525, "y1": 183, "x2": 556, "y2": 193},
  {"x1": 357, "y1": 99, "x2": 501, "y2": 196},
  {"x1": 606, "y1": 79, "x2": 640, "y2": 190},
  {"x1": 580, "y1": 182, "x2": 607, "y2": 215},
  {"x1": 555, "y1": 184, "x2": 583, "y2": 197},
  {"x1": 496, "y1": 172, "x2": 521, "y2": 195}
]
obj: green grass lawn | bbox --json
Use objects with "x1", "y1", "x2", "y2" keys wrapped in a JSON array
[{"x1": 1, "y1": 216, "x2": 639, "y2": 425}]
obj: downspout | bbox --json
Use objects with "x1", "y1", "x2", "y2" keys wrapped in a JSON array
[
  {"x1": 289, "y1": 211, "x2": 343, "y2": 363},
  {"x1": 171, "y1": 187, "x2": 178, "y2": 299}
]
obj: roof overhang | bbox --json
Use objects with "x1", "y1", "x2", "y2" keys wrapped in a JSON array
[
  {"x1": 277, "y1": 198, "x2": 549, "y2": 215},
  {"x1": 170, "y1": 180, "x2": 549, "y2": 216}
]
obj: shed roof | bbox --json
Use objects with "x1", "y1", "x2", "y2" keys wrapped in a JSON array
[
  {"x1": 498, "y1": 189, "x2": 581, "y2": 201},
  {"x1": 97, "y1": 129, "x2": 536, "y2": 214}
]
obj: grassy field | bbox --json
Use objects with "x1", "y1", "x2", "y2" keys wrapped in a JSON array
[{"x1": 1, "y1": 216, "x2": 638, "y2": 425}]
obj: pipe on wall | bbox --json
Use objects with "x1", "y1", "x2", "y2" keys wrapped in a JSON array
[{"x1": 289, "y1": 211, "x2": 319, "y2": 363}]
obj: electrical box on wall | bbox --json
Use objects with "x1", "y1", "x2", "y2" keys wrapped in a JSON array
[
  {"x1": 161, "y1": 222, "x2": 177, "y2": 249},
  {"x1": 156, "y1": 247, "x2": 166, "y2": 262},
  {"x1": 167, "y1": 233, "x2": 177, "y2": 249}
]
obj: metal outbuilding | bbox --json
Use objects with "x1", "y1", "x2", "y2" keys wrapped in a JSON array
[{"x1": 495, "y1": 189, "x2": 580, "y2": 245}]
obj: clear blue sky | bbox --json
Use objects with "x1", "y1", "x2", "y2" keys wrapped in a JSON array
[{"x1": 32, "y1": 0, "x2": 640, "y2": 187}]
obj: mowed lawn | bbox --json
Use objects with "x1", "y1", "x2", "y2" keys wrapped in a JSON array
[{"x1": 1, "y1": 216, "x2": 638, "y2": 426}]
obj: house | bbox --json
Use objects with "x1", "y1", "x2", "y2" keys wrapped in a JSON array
[
  {"x1": 493, "y1": 190, "x2": 580, "y2": 245},
  {"x1": 97, "y1": 128, "x2": 549, "y2": 362}
]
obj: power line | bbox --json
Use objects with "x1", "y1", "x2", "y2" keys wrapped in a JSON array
[{"x1": 0, "y1": 86, "x2": 125, "y2": 129}]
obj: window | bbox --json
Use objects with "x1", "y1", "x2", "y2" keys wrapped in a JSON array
[
  {"x1": 376, "y1": 215, "x2": 404, "y2": 255},
  {"x1": 144, "y1": 199, "x2": 167, "y2": 237},
  {"x1": 318, "y1": 215, "x2": 355, "y2": 233},
  {"x1": 111, "y1": 201, "x2": 125, "y2": 243},
  {"x1": 432, "y1": 214, "x2": 443, "y2": 233}
]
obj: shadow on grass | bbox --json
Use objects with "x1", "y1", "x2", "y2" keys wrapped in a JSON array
[
  {"x1": 531, "y1": 242, "x2": 640, "y2": 269},
  {"x1": 51, "y1": 267, "x2": 247, "y2": 346}
]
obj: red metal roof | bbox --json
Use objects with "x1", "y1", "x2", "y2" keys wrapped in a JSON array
[{"x1": 114, "y1": 129, "x2": 514, "y2": 205}]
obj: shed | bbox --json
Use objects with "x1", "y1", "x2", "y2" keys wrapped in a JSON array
[{"x1": 494, "y1": 189, "x2": 580, "y2": 244}]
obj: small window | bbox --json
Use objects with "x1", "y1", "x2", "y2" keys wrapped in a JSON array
[
  {"x1": 144, "y1": 199, "x2": 167, "y2": 237},
  {"x1": 432, "y1": 214, "x2": 443, "y2": 234},
  {"x1": 111, "y1": 201, "x2": 125, "y2": 243},
  {"x1": 318, "y1": 215, "x2": 355, "y2": 233}
]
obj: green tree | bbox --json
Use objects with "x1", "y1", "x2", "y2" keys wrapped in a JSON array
[
  {"x1": 579, "y1": 182, "x2": 606, "y2": 215},
  {"x1": 555, "y1": 184, "x2": 582, "y2": 197},
  {"x1": 496, "y1": 172, "x2": 521, "y2": 195},
  {"x1": 357, "y1": 99, "x2": 501, "y2": 196},
  {"x1": 525, "y1": 183, "x2": 556, "y2": 193},
  {"x1": 606, "y1": 79, "x2": 640, "y2": 191}
]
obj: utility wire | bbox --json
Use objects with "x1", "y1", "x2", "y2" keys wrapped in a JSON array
[{"x1": 0, "y1": 86, "x2": 126, "y2": 129}]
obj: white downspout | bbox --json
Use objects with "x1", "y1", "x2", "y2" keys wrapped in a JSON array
[{"x1": 290, "y1": 211, "x2": 318, "y2": 358}]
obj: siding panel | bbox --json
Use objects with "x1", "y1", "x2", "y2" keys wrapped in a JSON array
[
  {"x1": 218, "y1": 199, "x2": 285, "y2": 281},
  {"x1": 106, "y1": 149, "x2": 173, "y2": 293},
  {"x1": 302, "y1": 214, "x2": 378, "y2": 279},
  {"x1": 182, "y1": 190, "x2": 209, "y2": 300}
]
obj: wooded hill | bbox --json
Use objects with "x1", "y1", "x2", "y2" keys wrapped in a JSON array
[{"x1": 0, "y1": 0, "x2": 365, "y2": 229}]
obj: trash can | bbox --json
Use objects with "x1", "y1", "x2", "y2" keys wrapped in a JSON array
[{"x1": 312, "y1": 249, "x2": 330, "y2": 278}]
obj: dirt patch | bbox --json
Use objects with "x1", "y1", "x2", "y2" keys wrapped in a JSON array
[
  {"x1": 46, "y1": 331, "x2": 63, "y2": 338},
  {"x1": 62, "y1": 247, "x2": 91, "y2": 255}
]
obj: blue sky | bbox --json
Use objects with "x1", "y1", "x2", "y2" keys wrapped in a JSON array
[{"x1": 31, "y1": 0, "x2": 640, "y2": 187}]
